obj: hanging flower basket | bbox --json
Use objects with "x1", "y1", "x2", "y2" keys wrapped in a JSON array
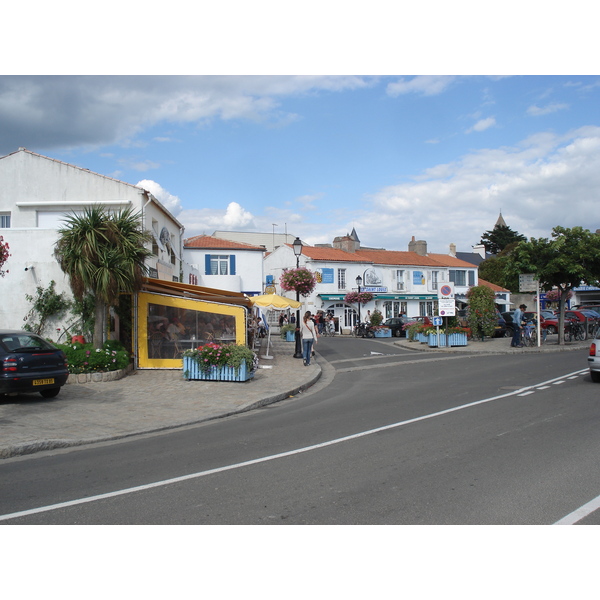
[
  {"x1": 344, "y1": 291, "x2": 374, "y2": 304},
  {"x1": 279, "y1": 268, "x2": 317, "y2": 297}
]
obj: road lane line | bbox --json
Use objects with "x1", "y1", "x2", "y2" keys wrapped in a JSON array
[
  {"x1": 554, "y1": 493, "x2": 600, "y2": 525},
  {"x1": 0, "y1": 368, "x2": 589, "y2": 522}
]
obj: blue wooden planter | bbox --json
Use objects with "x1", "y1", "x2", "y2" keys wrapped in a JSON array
[
  {"x1": 285, "y1": 331, "x2": 295, "y2": 342},
  {"x1": 448, "y1": 333, "x2": 468, "y2": 346},
  {"x1": 427, "y1": 333, "x2": 448, "y2": 347},
  {"x1": 183, "y1": 357, "x2": 254, "y2": 382},
  {"x1": 417, "y1": 333, "x2": 427, "y2": 343},
  {"x1": 374, "y1": 328, "x2": 391, "y2": 338}
]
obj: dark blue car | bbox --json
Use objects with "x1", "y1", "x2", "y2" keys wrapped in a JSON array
[{"x1": 0, "y1": 330, "x2": 69, "y2": 398}]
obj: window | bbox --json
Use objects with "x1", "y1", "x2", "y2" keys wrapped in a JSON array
[
  {"x1": 431, "y1": 271, "x2": 439, "y2": 290},
  {"x1": 0, "y1": 213, "x2": 10, "y2": 228},
  {"x1": 338, "y1": 268, "x2": 346, "y2": 290},
  {"x1": 205, "y1": 254, "x2": 236, "y2": 276},
  {"x1": 468, "y1": 270, "x2": 475, "y2": 287},
  {"x1": 211, "y1": 255, "x2": 229, "y2": 275},
  {"x1": 396, "y1": 270, "x2": 405, "y2": 290},
  {"x1": 449, "y1": 270, "x2": 466, "y2": 286}
]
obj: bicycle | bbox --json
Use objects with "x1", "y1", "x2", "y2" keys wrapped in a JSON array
[
  {"x1": 522, "y1": 322, "x2": 537, "y2": 347},
  {"x1": 353, "y1": 322, "x2": 374, "y2": 338},
  {"x1": 322, "y1": 320, "x2": 336, "y2": 337},
  {"x1": 565, "y1": 319, "x2": 585, "y2": 342}
]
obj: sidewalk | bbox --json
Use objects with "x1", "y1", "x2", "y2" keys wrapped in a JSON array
[
  {"x1": 392, "y1": 334, "x2": 591, "y2": 354},
  {"x1": 0, "y1": 334, "x2": 589, "y2": 459},
  {"x1": 0, "y1": 338, "x2": 320, "y2": 459}
]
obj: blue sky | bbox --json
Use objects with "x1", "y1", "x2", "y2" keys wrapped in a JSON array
[{"x1": 3, "y1": 6, "x2": 599, "y2": 255}]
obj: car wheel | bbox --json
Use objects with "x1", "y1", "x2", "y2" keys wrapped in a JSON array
[
  {"x1": 546, "y1": 325, "x2": 557, "y2": 334},
  {"x1": 40, "y1": 387, "x2": 60, "y2": 399},
  {"x1": 591, "y1": 371, "x2": 600, "y2": 383},
  {"x1": 394, "y1": 329, "x2": 402, "y2": 337}
]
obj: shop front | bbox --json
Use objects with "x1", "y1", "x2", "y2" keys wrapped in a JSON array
[{"x1": 136, "y1": 278, "x2": 251, "y2": 369}]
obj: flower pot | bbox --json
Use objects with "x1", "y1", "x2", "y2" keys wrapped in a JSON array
[
  {"x1": 427, "y1": 333, "x2": 448, "y2": 347},
  {"x1": 374, "y1": 328, "x2": 391, "y2": 338},
  {"x1": 285, "y1": 331, "x2": 295, "y2": 342},
  {"x1": 71, "y1": 335, "x2": 86, "y2": 344},
  {"x1": 183, "y1": 356, "x2": 254, "y2": 382},
  {"x1": 448, "y1": 332, "x2": 468, "y2": 346}
]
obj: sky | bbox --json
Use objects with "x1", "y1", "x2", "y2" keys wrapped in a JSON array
[{"x1": 2, "y1": 5, "x2": 599, "y2": 258}]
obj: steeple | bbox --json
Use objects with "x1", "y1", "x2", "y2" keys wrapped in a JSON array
[{"x1": 495, "y1": 211, "x2": 507, "y2": 228}]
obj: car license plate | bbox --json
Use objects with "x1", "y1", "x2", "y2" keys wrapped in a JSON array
[{"x1": 33, "y1": 378, "x2": 54, "y2": 386}]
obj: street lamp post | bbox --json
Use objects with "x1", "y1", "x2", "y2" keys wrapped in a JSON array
[
  {"x1": 292, "y1": 237, "x2": 304, "y2": 359},
  {"x1": 356, "y1": 275, "x2": 363, "y2": 325}
]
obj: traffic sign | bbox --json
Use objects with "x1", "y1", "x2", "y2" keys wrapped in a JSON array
[
  {"x1": 433, "y1": 316, "x2": 443, "y2": 326},
  {"x1": 438, "y1": 283, "x2": 455, "y2": 299},
  {"x1": 519, "y1": 274, "x2": 539, "y2": 293}
]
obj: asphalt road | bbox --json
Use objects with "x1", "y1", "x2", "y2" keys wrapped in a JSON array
[{"x1": 1, "y1": 336, "x2": 598, "y2": 525}]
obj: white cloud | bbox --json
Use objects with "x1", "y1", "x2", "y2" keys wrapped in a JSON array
[
  {"x1": 136, "y1": 179, "x2": 183, "y2": 216},
  {"x1": 353, "y1": 126, "x2": 600, "y2": 254},
  {"x1": 527, "y1": 102, "x2": 569, "y2": 116},
  {"x1": 467, "y1": 116, "x2": 496, "y2": 133},
  {"x1": 386, "y1": 76, "x2": 456, "y2": 97}
]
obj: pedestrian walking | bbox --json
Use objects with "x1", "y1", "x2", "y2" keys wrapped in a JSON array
[{"x1": 301, "y1": 310, "x2": 318, "y2": 366}]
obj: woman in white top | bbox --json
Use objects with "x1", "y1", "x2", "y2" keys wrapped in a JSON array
[{"x1": 301, "y1": 311, "x2": 318, "y2": 366}]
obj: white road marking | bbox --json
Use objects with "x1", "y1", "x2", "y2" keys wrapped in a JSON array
[
  {"x1": 0, "y1": 368, "x2": 589, "y2": 523},
  {"x1": 518, "y1": 391, "x2": 535, "y2": 396},
  {"x1": 555, "y1": 493, "x2": 600, "y2": 525}
]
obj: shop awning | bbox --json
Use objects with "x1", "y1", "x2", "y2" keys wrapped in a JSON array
[
  {"x1": 376, "y1": 294, "x2": 438, "y2": 300},
  {"x1": 140, "y1": 277, "x2": 253, "y2": 308}
]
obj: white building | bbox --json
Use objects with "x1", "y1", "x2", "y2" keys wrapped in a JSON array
[
  {"x1": 182, "y1": 234, "x2": 265, "y2": 295},
  {"x1": 263, "y1": 230, "x2": 483, "y2": 332},
  {"x1": 0, "y1": 148, "x2": 184, "y2": 336}
]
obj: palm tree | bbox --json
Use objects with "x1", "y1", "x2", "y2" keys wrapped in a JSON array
[{"x1": 54, "y1": 205, "x2": 153, "y2": 348}]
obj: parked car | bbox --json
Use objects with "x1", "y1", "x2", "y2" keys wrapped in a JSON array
[
  {"x1": 408, "y1": 316, "x2": 432, "y2": 326},
  {"x1": 0, "y1": 330, "x2": 69, "y2": 398},
  {"x1": 566, "y1": 310, "x2": 600, "y2": 323},
  {"x1": 588, "y1": 329, "x2": 600, "y2": 382},
  {"x1": 383, "y1": 317, "x2": 406, "y2": 337}
]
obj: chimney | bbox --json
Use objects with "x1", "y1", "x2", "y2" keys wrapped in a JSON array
[
  {"x1": 449, "y1": 243, "x2": 456, "y2": 257},
  {"x1": 409, "y1": 236, "x2": 427, "y2": 256}
]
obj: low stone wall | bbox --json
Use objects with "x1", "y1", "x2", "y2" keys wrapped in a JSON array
[{"x1": 66, "y1": 362, "x2": 135, "y2": 385}]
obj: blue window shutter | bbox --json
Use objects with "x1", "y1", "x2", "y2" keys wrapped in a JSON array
[
  {"x1": 230, "y1": 255, "x2": 236, "y2": 275},
  {"x1": 205, "y1": 254, "x2": 212, "y2": 275}
]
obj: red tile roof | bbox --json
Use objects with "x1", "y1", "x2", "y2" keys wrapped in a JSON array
[
  {"x1": 478, "y1": 278, "x2": 510, "y2": 292},
  {"x1": 427, "y1": 253, "x2": 481, "y2": 268},
  {"x1": 356, "y1": 249, "x2": 443, "y2": 267},
  {"x1": 184, "y1": 235, "x2": 265, "y2": 251}
]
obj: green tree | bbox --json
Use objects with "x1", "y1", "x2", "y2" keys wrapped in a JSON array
[
  {"x1": 54, "y1": 205, "x2": 152, "y2": 349},
  {"x1": 478, "y1": 242, "x2": 522, "y2": 291},
  {"x1": 480, "y1": 225, "x2": 526, "y2": 255},
  {"x1": 506, "y1": 226, "x2": 600, "y2": 344},
  {"x1": 466, "y1": 285, "x2": 498, "y2": 339}
]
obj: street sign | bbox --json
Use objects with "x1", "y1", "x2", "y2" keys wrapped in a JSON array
[
  {"x1": 519, "y1": 273, "x2": 539, "y2": 293},
  {"x1": 438, "y1": 283, "x2": 455, "y2": 299},
  {"x1": 432, "y1": 316, "x2": 443, "y2": 326}
]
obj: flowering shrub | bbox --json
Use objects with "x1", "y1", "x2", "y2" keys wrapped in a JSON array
[
  {"x1": 56, "y1": 340, "x2": 130, "y2": 374},
  {"x1": 545, "y1": 289, "x2": 572, "y2": 302},
  {"x1": 466, "y1": 285, "x2": 497, "y2": 339},
  {"x1": 183, "y1": 343, "x2": 256, "y2": 374},
  {"x1": 370, "y1": 309, "x2": 383, "y2": 326},
  {"x1": 279, "y1": 268, "x2": 317, "y2": 297},
  {"x1": 344, "y1": 291, "x2": 374, "y2": 304},
  {"x1": 0, "y1": 235, "x2": 10, "y2": 277}
]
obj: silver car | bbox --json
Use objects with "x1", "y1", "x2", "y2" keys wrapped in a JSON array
[{"x1": 588, "y1": 330, "x2": 600, "y2": 382}]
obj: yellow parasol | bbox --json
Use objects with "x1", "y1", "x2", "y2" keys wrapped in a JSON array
[{"x1": 249, "y1": 293, "x2": 301, "y2": 310}]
